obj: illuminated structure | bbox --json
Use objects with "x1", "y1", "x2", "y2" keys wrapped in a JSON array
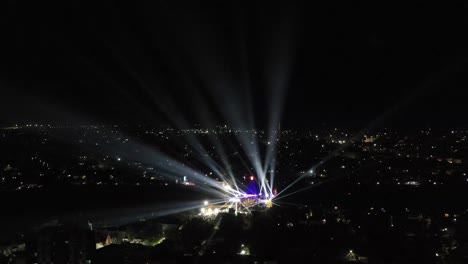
[
  {"x1": 198, "y1": 176, "x2": 275, "y2": 217},
  {"x1": 363, "y1": 135, "x2": 376, "y2": 143}
]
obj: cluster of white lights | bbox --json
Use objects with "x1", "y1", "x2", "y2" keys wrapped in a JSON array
[
  {"x1": 223, "y1": 184, "x2": 233, "y2": 191},
  {"x1": 229, "y1": 197, "x2": 241, "y2": 203},
  {"x1": 200, "y1": 207, "x2": 222, "y2": 217}
]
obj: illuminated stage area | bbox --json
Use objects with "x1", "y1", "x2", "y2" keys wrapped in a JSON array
[{"x1": 199, "y1": 176, "x2": 275, "y2": 217}]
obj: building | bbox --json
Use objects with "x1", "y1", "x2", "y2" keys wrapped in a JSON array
[{"x1": 26, "y1": 224, "x2": 95, "y2": 264}]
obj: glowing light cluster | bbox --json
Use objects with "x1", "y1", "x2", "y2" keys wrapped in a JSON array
[{"x1": 200, "y1": 207, "x2": 223, "y2": 217}]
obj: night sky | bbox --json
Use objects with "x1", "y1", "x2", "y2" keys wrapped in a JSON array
[{"x1": 1, "y1": 1, "x2": 468, "y2": 128}]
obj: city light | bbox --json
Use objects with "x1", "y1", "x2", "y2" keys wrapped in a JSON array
[{"x1": 3, "y1": 3, "x2": 464, "y2": 264}]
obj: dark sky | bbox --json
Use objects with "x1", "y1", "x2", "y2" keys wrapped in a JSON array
[{"x1": 1, "y1": 1, "x2": 468, "y2": 128}]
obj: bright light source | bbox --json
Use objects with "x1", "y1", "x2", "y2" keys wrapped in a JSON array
[
  {"x1": 240, "y1": 250, "x2": 246, "y2": 255},
  {"x1": 250, "y1": 176, "x2": 254, "y2": 181},
  {"x1": 117, "y1": 157, "x2": 121, "y2": 161},
  {"x1": 224, "y1": 184, "x2": 232, "y2": 191},
  {"x1": 204, "y1": 200, "x2": 209, "y2": 205},
  {"x1": 229, "y1": 197, "x2": 241, "y2": 203},
  {"x1": 349, "y1": 250, "x2": 353, "y2": 253}
]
